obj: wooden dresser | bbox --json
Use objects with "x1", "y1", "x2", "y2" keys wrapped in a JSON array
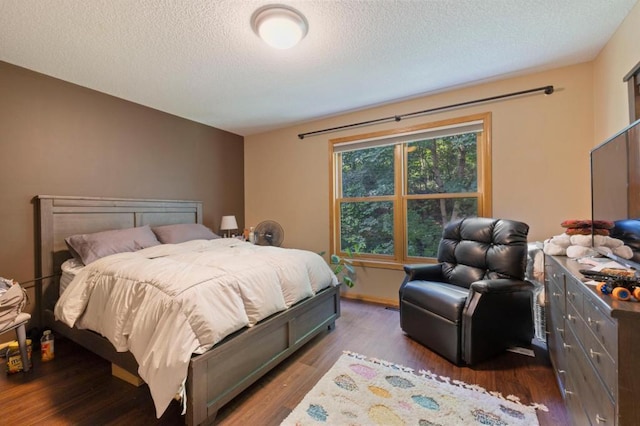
[{"x1": 545, "y1": 255, "x2": 640, "y2": 425}]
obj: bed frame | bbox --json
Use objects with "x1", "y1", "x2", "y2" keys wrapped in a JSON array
[{"x1": 35, "y1": 195, "x2": 341, "y2": 425}]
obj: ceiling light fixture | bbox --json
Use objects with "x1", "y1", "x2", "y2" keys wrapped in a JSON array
[{"x1": 251, "y1": 5, "x2": 308, "y2": 49}]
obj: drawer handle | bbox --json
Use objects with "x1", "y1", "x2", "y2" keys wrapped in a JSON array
[
  {"x1": 589, "y1": 348, "x2": 601, "y2": 359},
  {"x1": 566, "y1": 314, "x2": 575, "y2": 322},
  {"x1": 557, "y1": 369, "x2": 566, "y2": 375},
  {"x1": 552, "y1": 292, "x2": 561, "y2": 298},
  {"x1": 596, "y1": 414, "x2": 608, "y2": 423},
  {"x1": 563, "y1": 343, "x2": 572, "y2": 351},
  {"x1": 587, "y1": 317, "x2": 600, "y2": 329},
  {"x1": 565, "y1": 389, "x2": 574, "y2": 396}
]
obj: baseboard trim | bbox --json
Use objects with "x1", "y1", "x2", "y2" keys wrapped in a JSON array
[{"x1": 340, "y1": 292, "x2": 399, "y2": 308}]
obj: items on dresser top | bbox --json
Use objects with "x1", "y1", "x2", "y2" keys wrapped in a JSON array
[{"x1": 577, "y1": 256, "x2": 640, "y2": 302}]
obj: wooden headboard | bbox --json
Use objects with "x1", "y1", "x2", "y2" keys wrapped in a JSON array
[{"x1": 35, "y1": 195, "x2": 203, "y2": 319}]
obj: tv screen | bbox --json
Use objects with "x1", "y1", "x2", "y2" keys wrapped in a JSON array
[{"x1": 591, "y1": 119, "x2": 640, "y2": 264}]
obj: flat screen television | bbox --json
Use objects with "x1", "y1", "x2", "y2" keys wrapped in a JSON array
[{"x1": 591, "y1": 118, "x2": 640, "y2": 267}]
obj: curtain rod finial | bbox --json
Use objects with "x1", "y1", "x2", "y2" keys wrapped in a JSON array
[
  {"x1": 298, "y1": 134, "x2": 304, "y2": 140},
  {"x1": 544, "y1": 86, "x2": 554, "y2": 95}
]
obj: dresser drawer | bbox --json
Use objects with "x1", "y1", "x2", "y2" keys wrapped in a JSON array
[
  {"x1": 565, "y1": 276, "x2": 584, "y2": 316},
  {"x1": 547, "y1": 304, "x2": 568, "y2": 392},
  {"x1": 583, "y1": 294, "x2": 617, "y2": 360},
  {"x1": 582, "y1": 322, "x2": 617, "y2": 401},
  {"x1": 548, "y1": 297, "x2": 566, "y2": 341},
  {"x1": 547, "y1": 272, "x2": 566, "y2": 316},
  {"x1": 563, "y1": 372, "x2": 590, "y2": 426},
  {"x1": 565, "y1": 298, "x2": 583, "y2": 338},
  {"x1": 565, "y1": 326, "x2": 616, "y2": 426}
]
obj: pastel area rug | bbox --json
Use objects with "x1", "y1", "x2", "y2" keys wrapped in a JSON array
[{"x1": 282, "y1": 351, "x2": 547, "y2": 426}]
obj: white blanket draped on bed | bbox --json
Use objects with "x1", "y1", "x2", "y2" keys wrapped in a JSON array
[{"x1": 54, "y1": 239, "x2": 338, "y2": 417}]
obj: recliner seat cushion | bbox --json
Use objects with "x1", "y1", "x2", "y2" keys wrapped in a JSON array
[{"x1": 401, "y1": 280, "x2": 468, "y2": 322}]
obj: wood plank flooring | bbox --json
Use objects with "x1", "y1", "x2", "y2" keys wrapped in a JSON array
[{"x1": 0, "y1": 299, "x2": 568, "y2": 425}]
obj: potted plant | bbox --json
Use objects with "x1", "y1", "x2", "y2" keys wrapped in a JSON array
[{"x1": 321, "y1": 248, "x2": 357, "y2": 288}]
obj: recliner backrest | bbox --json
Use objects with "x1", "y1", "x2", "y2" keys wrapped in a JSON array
[{"x1": 437, "y1": 217, "x2": 529, "y2": 288}]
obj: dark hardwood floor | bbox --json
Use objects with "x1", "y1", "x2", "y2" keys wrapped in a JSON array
[{"x1": 0, "y1": 299, "x2": 568, "y2": 425}]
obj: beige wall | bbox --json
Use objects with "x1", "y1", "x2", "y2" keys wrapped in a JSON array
[
  {"x1": 246, "y1": 63, "x2": 595, "y2": 304},
  {"x1": 247, "y1": 0, "x2": 640, "y2": 305},
  {"x1": 0, "y1": 62, "x2": 244, "y2": 314},
  {"x1": 593, "y1": 0, "x2": 640, "y2": 142}
]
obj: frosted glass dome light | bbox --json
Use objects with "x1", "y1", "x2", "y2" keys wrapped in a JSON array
[{"x1": 251, "y1": 5, "x2": 308, "y2": 49}]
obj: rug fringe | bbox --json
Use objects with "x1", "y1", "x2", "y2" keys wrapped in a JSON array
[{"x1": 342, "y1": 350, "x2": 548, "y2": 412}]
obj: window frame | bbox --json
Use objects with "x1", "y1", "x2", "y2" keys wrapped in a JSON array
[{"x1": 329, "y1": 112, "x2": 492, "y2": 270}]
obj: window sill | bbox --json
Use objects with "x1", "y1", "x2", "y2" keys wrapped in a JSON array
[{"x1": 351, "y1": 258, "x2": 437, "y2": 270}]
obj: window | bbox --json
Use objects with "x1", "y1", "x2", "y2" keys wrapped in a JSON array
[{"x1": 330, "y1": 113, "x2": 492, "y2": 268}]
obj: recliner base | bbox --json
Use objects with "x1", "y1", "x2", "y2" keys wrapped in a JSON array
[{"x1": 400, "y1": 299, "x2": 463, "y2": 365}]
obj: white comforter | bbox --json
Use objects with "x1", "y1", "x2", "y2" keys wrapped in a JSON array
[{"x1": 54, "y1": 239, "x2": 338, "y2": 417}]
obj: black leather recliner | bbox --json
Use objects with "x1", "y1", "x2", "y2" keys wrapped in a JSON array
[{"x1": 399, "y1": 217, "x2": 534, "y2": 365}]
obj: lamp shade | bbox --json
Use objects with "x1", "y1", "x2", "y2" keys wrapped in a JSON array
[{"x1": 220, "y1": 215, "x2": 238, "y2": 231}]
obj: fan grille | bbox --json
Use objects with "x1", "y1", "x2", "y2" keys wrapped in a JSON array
[{"x1": 254, "y1": 220, "x2": 284, "y2": 246}]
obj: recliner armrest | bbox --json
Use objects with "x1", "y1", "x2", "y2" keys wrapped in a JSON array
[
  {"x1": 403, "y1": 263, "x2": 444, "y2": 282},
  {"x1": 470, "y1": 278, "x2": 533, "y2": 294}
]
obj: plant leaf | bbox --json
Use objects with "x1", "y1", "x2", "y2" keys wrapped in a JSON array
[
  {"x1": 330, "y1": 254, "x2": 340, "y2": 264},
  {"x1": 345, "y1": 264, "x2": 355, "y2": 274},
  {"x1": 343, "y1": 276, "x2": 354, "y2": 288}
]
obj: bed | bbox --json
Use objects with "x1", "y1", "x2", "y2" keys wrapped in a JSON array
[{"x1": 35, "y1": 195, "x2": 341, "y2": 425}]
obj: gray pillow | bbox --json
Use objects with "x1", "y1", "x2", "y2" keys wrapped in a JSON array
[
  {"x1": 152, "y1": 223, "x2": 220, "y2": 244},
  {"x1": 65, "y1": 225, "x2": 161, "y2": 265}
]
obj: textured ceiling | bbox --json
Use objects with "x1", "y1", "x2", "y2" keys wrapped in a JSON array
[{"x1": 1, "y1": 0, "x2": 637, "y2": 136}]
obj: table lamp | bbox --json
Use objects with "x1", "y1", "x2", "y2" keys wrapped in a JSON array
[{"x1": 220, "y1": 215, "x2": 238, "y2": 238}]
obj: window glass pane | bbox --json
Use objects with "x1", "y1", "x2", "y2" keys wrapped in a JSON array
[
  {"x1": 340, "y1": 201, "x2": 394, "y2": 255},
  {"x1": 341, "y1": 145, "x2": 395, "y2": 197},
  {"x1": 406, "y1": 198, "x2": 478, "y2": 258},
  {"x1": 406, "y1": 133, "x2": 478, "y2": 195}
]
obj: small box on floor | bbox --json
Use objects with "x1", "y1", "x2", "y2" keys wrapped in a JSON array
[{"x1": 5, "y1": 339, "x2": 32, "y2": 374}]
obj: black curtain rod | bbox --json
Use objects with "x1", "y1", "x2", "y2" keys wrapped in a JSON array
[{"x1": 297, "y1": 85, "x2": 554, "y2": 140}]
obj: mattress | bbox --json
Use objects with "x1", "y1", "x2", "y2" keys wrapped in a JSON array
[{"x1": 60, "y1": 258, "x2": 84, "y2": 295}]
